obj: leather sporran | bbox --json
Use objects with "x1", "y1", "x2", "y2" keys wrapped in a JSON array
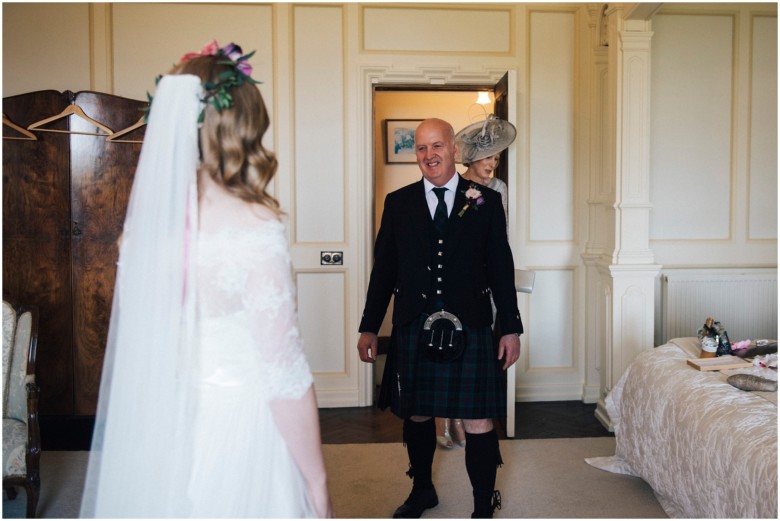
[{"x1": 419, "y1": 310, "x2": 465, "y2": 362}]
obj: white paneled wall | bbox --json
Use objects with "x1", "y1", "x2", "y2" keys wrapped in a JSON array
[
  {"x1": 649, "y1": 7, "x2": 777, "y2": 269},
  {"x1": 528, "y1": 270, "x2": 575, "y2": 368},
  {"x1": 2, "y1": 3, "x2": 776, "y2": 409},
  {"x1": 529, "y1": 10, "x2": 575, "y2": 242},
  {"x1": 112, "y1": 4, "x2": 274, "y2": 101},
  {"x1": 297, "y1": 272, "x2": 347, "y2": 374},
  {"x1": 749, "y1": 15, "x2": 778, "y2": 240},
  {"x1": 291, "y1": 5, "x2": 359, "y2": 406},
  {"x1": 2, "y1": 3, "x2": 92, "y2": 95},
  {"x1": 293, "y1": 5, "x2": 345, "y2": 244},
  {"x1": 362, "y1": 5, "x2": 512, "y2": 54},
  {"x1": 650, "y1": 14, "x2": 734, "y2": 241},
  {"x1": 521, "y1": 8, "x2": 585, "y2": 401}
]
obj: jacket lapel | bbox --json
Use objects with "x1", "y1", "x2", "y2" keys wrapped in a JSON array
[
  {"x1": 445, "y1": 176, "x2": 470, "y2": 253},
  {"x1": 409, "y1": 179, "x2": 432, "y2": 259}
]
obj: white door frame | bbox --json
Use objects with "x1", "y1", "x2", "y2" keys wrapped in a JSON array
[{"x1": 356, "y1": 66, "x2": 519, "y2": 415}]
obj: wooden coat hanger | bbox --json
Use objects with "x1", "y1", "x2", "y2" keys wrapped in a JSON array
[
  {"x1": 3, "y1": 113, "x2": 37, "y2": 141},
  {"x1": 107, "y1": 116, "x2": 146, "y2": 143},
  {"x1": 27, "y1": 103, "x2": 113, "y2": 136}
]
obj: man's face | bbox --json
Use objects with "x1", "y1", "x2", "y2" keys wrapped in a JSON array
[{"x1": 415, "y1": 120, "x2": 458, "y2": 187}]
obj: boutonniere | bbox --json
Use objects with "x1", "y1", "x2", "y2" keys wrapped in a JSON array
[{"x1": 458, "y1": 184, "x2": 485, "y2": 217}]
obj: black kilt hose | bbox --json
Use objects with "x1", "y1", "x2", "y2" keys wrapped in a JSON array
[{"x1": 379, "y1": 314, "x2": 505, "y2": 419}]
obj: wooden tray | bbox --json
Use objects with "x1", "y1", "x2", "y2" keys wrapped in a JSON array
[{"x1": 687, "y1": 356, "x2": 754, "y2": 371}]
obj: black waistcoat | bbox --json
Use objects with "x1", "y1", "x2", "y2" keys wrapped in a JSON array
[{"x1": 427, "y1": 218, "x2": 446, "y2": 313}]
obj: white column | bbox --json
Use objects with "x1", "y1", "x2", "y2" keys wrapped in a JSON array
[
  {"x1": 585, "y1": 5, "x2": 661, "y2": 429},
  {"x1": 582, "y1": 4, "x2": 611, "y2": 405}
]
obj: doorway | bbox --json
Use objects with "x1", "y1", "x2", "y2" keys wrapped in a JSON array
[
  {"x1": 369, "y1": 78, "x2": 511, "y2": 388},
  {"x1": 355, "y1": 68, "x2": 516, "y2": 407}
]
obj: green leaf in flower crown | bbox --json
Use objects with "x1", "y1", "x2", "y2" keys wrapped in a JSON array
[
  {"x1": 142, "y1": 92, "x2": 154, "y2": 122},
  {"x1": 238, "y1": 50, "x2": 256, "y2": 62},
  {"x1": 147, "y1": 43, "x2": 262, "y2": 121},
  {"x1": 217, "y1": 70, "x2": 234, "y2": 82},
  {"x1": 219, "y1": 93, "x2": 233, "y2": 109}
]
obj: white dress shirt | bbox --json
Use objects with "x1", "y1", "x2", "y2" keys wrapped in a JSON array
[{"x1": 422, "y1": 173, "x2": 460, "y2": 219}]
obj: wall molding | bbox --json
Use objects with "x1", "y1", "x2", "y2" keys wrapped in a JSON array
[
  {"x1": 88, "y1": 3, "x2": 113, "y2": 93},
  {"x1": 363, "y1": 64, "x2": 510, "y2": 86}
]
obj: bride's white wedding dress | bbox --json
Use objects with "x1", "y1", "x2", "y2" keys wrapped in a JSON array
[
  {"x1": 81, "y1": 76, "x2": 317, "y2": 518},
  {"x1": 189, "y1": 188, "x2": 315, "y2": 517}
]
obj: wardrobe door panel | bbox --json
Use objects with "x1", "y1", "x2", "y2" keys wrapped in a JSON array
[
  {"x1": 2, "y1": 91, "x2": 74, "y2": 415},
  {"x1": 70, "y1": 92, "x2": 145, "y2": 414}
]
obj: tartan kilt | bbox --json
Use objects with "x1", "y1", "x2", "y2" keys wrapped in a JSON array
[{"x1": 378, "y1": 313, "x2": 505, "y2": 419}]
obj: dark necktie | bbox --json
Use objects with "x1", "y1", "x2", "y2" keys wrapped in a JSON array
[{"x1": 432, "y1": 187, "x2": 448, "y2": 236}]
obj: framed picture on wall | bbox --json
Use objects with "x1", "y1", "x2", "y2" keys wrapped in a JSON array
[{"x1": 385, "y1": 119, "x2": 422, "y2": 163}]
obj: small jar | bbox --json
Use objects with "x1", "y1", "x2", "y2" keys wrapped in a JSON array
[{"x1": 701, "y1": 336, "x2": 718, "y2": 358}]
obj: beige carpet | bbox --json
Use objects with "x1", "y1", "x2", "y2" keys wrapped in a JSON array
[
  {"x1": 3, "y1": 438, "x2": 667, "y2": 518},
  {"x1": 325, "y1": 438, "x2": 666, "y2": 519}
]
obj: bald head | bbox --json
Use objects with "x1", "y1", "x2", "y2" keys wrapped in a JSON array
[
  {"x1": 416, "y1": 118, "x2": 455, "y2": 141},
  {"x1": 414, "y1": 118, "x2": 459, "y2": 186}
]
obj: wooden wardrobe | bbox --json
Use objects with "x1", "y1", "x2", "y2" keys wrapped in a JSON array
[{"x1": 3, "y1": 90, "x2": 147, "y2": 418}]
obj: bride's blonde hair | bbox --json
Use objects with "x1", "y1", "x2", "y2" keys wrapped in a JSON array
[{"x1": 170, "y1": 55, "x2": 280, "y2": 213}]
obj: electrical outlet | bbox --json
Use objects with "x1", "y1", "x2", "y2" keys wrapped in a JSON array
[{"x1": 321, "y1": 251, "x2": 343, "y2": 265}]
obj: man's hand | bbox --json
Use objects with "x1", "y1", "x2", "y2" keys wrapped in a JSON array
[
  {"x1": 357, "y1": 332, "x2": 378, "y2": 363},
  {"x1": 497, "y1": 334, "x2": 521, "y2": 370}
]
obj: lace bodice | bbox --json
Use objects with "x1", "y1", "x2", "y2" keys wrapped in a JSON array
[{"x1": 197, "y1": 218, "x2": 312, "y2": 401}]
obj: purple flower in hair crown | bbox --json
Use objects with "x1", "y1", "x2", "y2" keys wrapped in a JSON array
[
  {"x1": 158, "y1": 39, "x2": 262, "y2": 123},
  {"x1": 179, "y1": 40, "x2": 256, "y2": 79},
  {"x1": 220, "y1": 42, "x2": 243, "y2": 60},
  {"x1": 145, "y1": 39, "x2": 262, "y2": 123}
]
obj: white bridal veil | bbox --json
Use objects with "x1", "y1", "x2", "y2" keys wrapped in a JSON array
[{"x1": 81, "y1": 74, "x2": 202, "y2": 517}]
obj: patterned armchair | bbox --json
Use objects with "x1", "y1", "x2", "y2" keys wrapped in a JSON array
[{"x1": 2, "y1": 299, "x2": 40, "y2": 518}]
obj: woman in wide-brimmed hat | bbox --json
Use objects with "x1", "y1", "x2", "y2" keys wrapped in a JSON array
[{"x1": 455, "y1": 115, "x2": 517, "y2": 217}]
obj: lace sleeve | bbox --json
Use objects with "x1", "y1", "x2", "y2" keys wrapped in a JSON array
[
  {"x1": 198, "y1": 222, "x2": 313, "y2": 401},
  {"x1": 243, "y1": 233, "x2": 313, "y2": 400}
]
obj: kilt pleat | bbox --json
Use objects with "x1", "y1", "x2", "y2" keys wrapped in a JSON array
[{"x1": 379, "y1": 314, "x2": 505, "y2": 419}]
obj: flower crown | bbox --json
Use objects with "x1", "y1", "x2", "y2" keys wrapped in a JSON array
[{"x1": 146, "y1": 40, "x2": 262, "y2": 123}]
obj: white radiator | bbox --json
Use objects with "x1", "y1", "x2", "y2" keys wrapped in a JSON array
[{"x1": 660, "y1": 269, "x2": 778, "y2": 343}]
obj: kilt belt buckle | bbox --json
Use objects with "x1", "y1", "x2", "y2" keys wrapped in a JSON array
[{"x1": 420, "y1": 310, "x2": 465, "y2": 363}]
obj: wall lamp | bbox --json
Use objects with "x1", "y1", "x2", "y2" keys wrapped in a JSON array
[{"x1": 476, "y1": 91, "x2": 492, "y2": 105}]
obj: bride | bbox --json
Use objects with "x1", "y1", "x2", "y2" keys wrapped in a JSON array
[{"x1": 80, "y1": 41, "x2": 333, "y2": 518}]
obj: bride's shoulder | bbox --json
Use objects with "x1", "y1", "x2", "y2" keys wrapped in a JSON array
[
  {"x1": 200, "y1": 185, "x2": 282, "y2": 231},
  {"x1": 246, "y1": 202, "x2": 281, "y2": 224},
  {"x1": 238, "y1": 203, "x2": 284, "y2": 239},
  {"x1": 201, "y1": 205, "x2": 284, "y2": 240}
]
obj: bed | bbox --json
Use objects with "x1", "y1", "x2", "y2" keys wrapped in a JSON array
[{"x1": 586, "y1": 338, "x2": 777, "y2": 518}]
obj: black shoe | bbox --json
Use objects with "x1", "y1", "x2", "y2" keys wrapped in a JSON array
[
  {"x1": 393, "y1": 487, "x2": 439, "y2": 518},
  {"x1": 471, "y1": 489, "x2": 501, "y2": 518}
]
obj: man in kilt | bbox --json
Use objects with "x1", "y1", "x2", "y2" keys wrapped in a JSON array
[{"x1": 357, "y1": 118, "x2": 523, "y2": 518}]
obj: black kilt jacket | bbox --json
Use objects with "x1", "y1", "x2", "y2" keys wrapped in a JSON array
[{"x1": 359, "y1": 175, "x2": 523, "y2": 336}]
